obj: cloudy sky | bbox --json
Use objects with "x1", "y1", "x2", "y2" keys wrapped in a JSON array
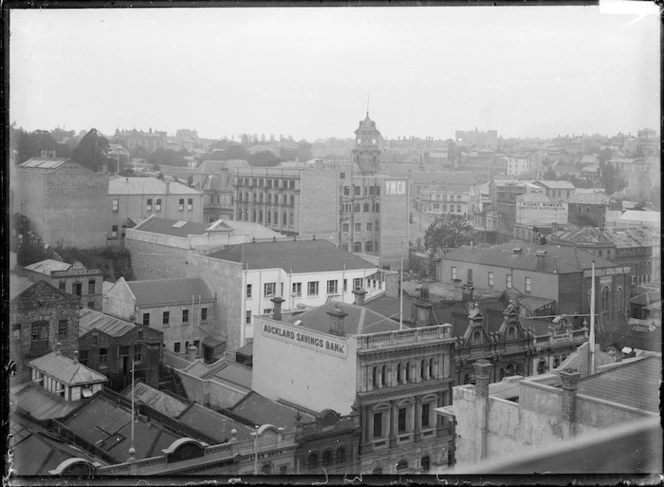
[{"x1": 10, "y1": 3, "x2": 660, "y2": 141}]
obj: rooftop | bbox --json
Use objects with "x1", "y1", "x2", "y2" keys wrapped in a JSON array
[
  {"x1": 202, "y1": 361, "x2": 253, "y2": 390},
  {"x1": 30, "y1": 351, "x2": 108, "y2": 386},
  {"x1": 23, "y1": 259, "x2": 71, "y2": 275},
  {"x1": 121, "y1": 380, "x2": 189, "y2": 418},
  {"x1": 108, "y1": 176, "x2": 201, "y2": 195},
  {"x1": 618, "y1": 210, "x2": 661, "y2": 224},
  {"x1": 534, "y1": 180, "x2": 576, "y2": 190},
  {"x1": 177, "y1": 403, "x2": 252, "y2": 444},
  {"x1": 11, "y1": 382, "x2": 82, "y2": 420},
  {"x1": 196, "y1": 159, "x2": 249, "y2": 174},
  {"x1": 569, "y1": 191, "x2": 610, "y2": 205},
  {"x1": 125, "y1": 277, "x2": 215, "y2": 307},
  {"x1": 230, "y1": 391, "x2": 316, "y2": 431},
  {"x1": 285, "y1": 301, "x2": 401, "y2": 337},
  {"x1": 132, "y1": 215, "x2": 212, "y2": 237},
  {"x1": 550, "y1": 226, "x2": 656, "y2": 249},
  {"x1": 207, "y1": 239, "x2": 375, "y2": 273},
  {"x1": 10, "y1": 273, "x2": 36, "y2": 300},
  {"x1": 19, "y1": 157, "x2": 69, "y2": 169},
  {"x1": 79, "y1": 308, "x2": 136, "y2": 338}
]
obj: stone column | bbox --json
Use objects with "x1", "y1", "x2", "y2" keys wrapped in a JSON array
[
  {"x1": 389, "y1": 402, "x2": 398, "y2": 447},
  {"x1": 559, "y1": 368, "x2": 580, "y2": 440},
  {"x1": 414, "y1": 396, "x2": 422, "y2": 442},
  {"x1": 473, "y1": 359, "x2": 492, "y2": 463},
  {"x1": 377, "y1": 366, "x2": 383, "y2": 389}
]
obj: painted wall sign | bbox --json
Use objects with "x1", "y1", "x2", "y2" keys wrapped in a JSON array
[
  {"x1": 583, "y1": 266, "x2": 630, "y2": 278},
  {"x1": 385, "y1": 180, "x2": 407, "y2": 196},
  {"x1": 261, "y1": 322, "x2": 347, "y2": 357}
]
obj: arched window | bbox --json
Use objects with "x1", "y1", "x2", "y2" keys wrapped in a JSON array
[
  {"x1": 405, "y1": 362, "x2": 410, "y2": 382},
  {"x1": 322, "y1": 449, "x2": 333, "y2": 467},
  {"x1": 421, "y1": 455, "x2": 430, "y2": 472},
  {"x1": 506, "y1": 364, "x2": 514, "y2": 376},
  {"x1": 372, "y1": 467, "x2": 383, "y2": 474},
  {"x1": 507, "y1": 326, "x2": 515, "y2": 339},
  {"x1": 616, "y1": 287, "x2": 624, "y2": 316},
  {"x1": 516, "y1": 364, "x2": 523, "y2": 376},
  {"x1": 428, "y1": 358, "x2": 434, "y2": 379},
  {"x1": 396, "y1": 459, "x2": 409, "y2": 471},
  {"x1": 420, "y1": 360, "x2": 426, "y2": 379},
  {"x1": 397, "y1": 363, "x2": 402, "y2": 383},
  {"x1": 261, "y1": 464, "x2": 272, "y2": 475},
  {"x1": 381, "y1": 365, "x2": 387, "y2": 386},
  {"x1": 336, "y1": 446, "x2": 346, "y2": 465},
  {"x1": 463, "y1": 374, "x2": 471, "y2": 384},
  {"x1": 472, "y1": 330, "x2": 481, "y2": 344},
  {"x1": 308, "y1": 452, "x2": 319, "y2": 471},
  {"x1": 537, "y1": 359, "x2": 547, "y2": 374},
  {"x1": 371, "y1": 367, "x2": 377, "y2": 388},
  {"x1": 601, "y1": 286, "x2": 611, "y2": 315}
]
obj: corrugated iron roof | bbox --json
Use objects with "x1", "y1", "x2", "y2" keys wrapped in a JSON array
[
  {"x1": 207, "y1": 362, "x2": 253, "y2": 390},
  {"x1": 11, "y1": 382, "x2": 81, "y2": 420},
  {"x1": 127, "y1": 277, "x2": 215, "y2": 307},
  {"x1": 23, "y1": 259, "x2": 71, "y2": 275},
  {"x1": 177, "y1": 403, "x2": 252, "y2": 444},
  {"x1": 19, "y1": 157, "x2": 68, "y2": 169},
  {"x1": 122, "y1": 380, "x2": 189, "y2": 418},
  {"x1": 30, "y1": 352, "x2": 108, "y2": 386},
  {"x1": 79, "y1": 308, "x2": 136, "y2": 338},
  {"x1": 534, "y1": 180, "x2": 576, "y2": 190},
  {"x1": 230, "y1": 391, "x2": 315, "y2": 430},
  {"x1": 132, "y1": 215, "x2": 211, "y2": 237},
  {"x1": 108, "y1": 176, "x2": 201, "y2": 195}
]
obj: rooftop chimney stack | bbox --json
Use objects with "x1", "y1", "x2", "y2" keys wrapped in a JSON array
[
  {"x1": 73, "y1": 351, "x2": 79, "y2": 364},
  {"x1": 353, "y1": 287, "x2": 367, "y2": 306},
  {"x1": 559, "y1": 368, "x2": 580, "y2": 439},
  {"x1": 55, "y1": 343, "x2": 61, "y2": 355},
  {"x1": 327, "y1": 305, "x2": 348, "y2": 337},
  {"x1": 462, "y1": 283, "x2": 474, "y2": 303},
  {"x1": 271, "y1": 296, "x2": 285, "y2": 321},
  {"x1": 536, "y1": 249, "x2": 547, "y2": 271}
]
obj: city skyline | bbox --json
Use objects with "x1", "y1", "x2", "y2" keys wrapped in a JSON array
[{"x1": 10, "y1": 4, "x2": 660, "y2": 142}]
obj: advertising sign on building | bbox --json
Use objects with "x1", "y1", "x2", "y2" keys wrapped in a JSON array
[
  {"x1": 261, "y1": 321, "x2": 348, "y2": 358},
  {"x1": 516, "y1": 200, "x2": 568, "y2": 225},
  {"x1": 384, "y1": 179, "x2": 408, "y2": 197}
]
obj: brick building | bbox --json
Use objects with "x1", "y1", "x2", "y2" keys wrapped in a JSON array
[
  {"x1": 11, "y1": 157, "x2": 109, "y2": 249},
  {"x1": 78, "y1": 307, "x2": 163, "y2": 390},
  {"x1": 20, "y1": 259, "x2": 103, "y2": 310},
  {"x1": 568, "y1": 191, "x2": 611, "y2": 227},
  {"x1": 10, "y1": 277, "x2": 80, "y2": 382},
  {"x1": 489, "y1": 179, "x2": 540, "y2": 243}
]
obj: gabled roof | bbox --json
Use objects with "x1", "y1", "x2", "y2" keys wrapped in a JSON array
[
  {"x1": 122, "y1": 380, "x2": 188, "y2": 418},
  {"x1": 127, "y1": 277, "x2": 215, "y2": 307},
  {"x1": 23, "y1": 259, "x2": 71, "y2": 275},
  {"x1": 177, "y1": 403, "x2": 252, "y2": 444},
  {"x1": 11, "y1": 382, "x2": 82, "y2": 420},
  {"x1": 230, "y1": 391, "x2": 316, "y2": 430},
  {"x1": 30, "y1": 352, "x2": 108, "y2": 386},
  {"x1": 285, "y1": 301, "x2": 400, "y2": 337},
  {"x1": 132, "y1": 215, "x2": 212, "y2": 237},
  {"x1": 108, "y1": 177, "x2": 201, "y2": 195},
  {"x1": 576, "y1": 355, "x2": 661, "y2": 413},
  {"x1": 202, "y1": 361, "x2": 253, "y2": 390},
  {"x1": 78, "y1": 307, "x2": 137, "y2": 338},
  {"x1": 10, "y1": 274, "x2": 37, "y2": 300},
  {"x1": 551, "y1": 226, "x2": 655, "y2": 249},
  {"x1": 631, "y1": 291, "x2": 662, "y2": 307},
  {"x1": 618, "y1": 210, "x2": 661, "y2": 224},
  {"x1": 10, "y1": 278, "x2": 79, "y2": 304},
  {"x1": 207, "y1": 239, "x2": 375, "y2": 273},
  {"x1": 534, "y1": 180, "x2": 576, "y2": 190}
]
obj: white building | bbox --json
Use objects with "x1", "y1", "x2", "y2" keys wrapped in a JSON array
[
  {"x1": 506, "y1": 156, "x2": 531, "y2": 177},
  {"x1": 420, "y1": 188, "x2": 469, "y2": 217}
]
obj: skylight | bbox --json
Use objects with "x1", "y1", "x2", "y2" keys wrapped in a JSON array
[{"x1": 172, "y1": 221, "x2": 188, "y2": 228}]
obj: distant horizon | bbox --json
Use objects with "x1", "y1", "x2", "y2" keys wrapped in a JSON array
[{"x1": 10, "y1": 5, "x2": 659, "y2": 142}]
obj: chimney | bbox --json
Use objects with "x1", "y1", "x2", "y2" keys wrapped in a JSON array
[
  {"x1": 55, "y1": 343, "x2": 61, "y2": 355},
  {"x1": 271, "y1": 296, "x2": 285, "y2": 321},
  {"x1": 462, "y1": 283, "x2": 474, "y2": 303},
  {"x1": 187, "y1": 344, "x2": 197, "y2": 362},
  {"x1": 559, "y1": 368, "x2": 580, "y2": 439},
  {"x1": 473, "y1": 359, "x2": 492, "y2": 463},
  {"x1": 165, "y1": 181, "x2": 170, "y2": 194},
  {"x1": 353, "y1": 287, "x2": 367, "y2": 306},
  {"x1": 73, "y1": 351, "x2": 79, "y2": 364},
  {"x1": 413, "y1": 281, "x2": 434, "y2": 326},
  {"x1": 536, "y1": 250, "x2": 547, "y2": 271},
  {"x1": 327, "y1": 305, "x2": 348, "y2": 337}
]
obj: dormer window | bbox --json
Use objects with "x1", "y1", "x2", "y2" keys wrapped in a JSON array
[
  {"x1": 507, "y1": 325, "x2": 516, "y2": 339},
  {"x1": 472, "y1": 330, "x2": 481, "y2": 344}
]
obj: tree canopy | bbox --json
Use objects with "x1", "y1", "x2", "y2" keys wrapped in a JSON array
[
  {"x1": 71, "y1": 128, "x2": 110, "y2": 172},
  {"x1": 11, "y1": 126, "x2": 73, "y2": 164},
  {"x1": 424, "y1": 214, "x2": 476, "y2": 253},
  {"x1": 147, "y1": 148, "x2": 187, "y2": 167}
]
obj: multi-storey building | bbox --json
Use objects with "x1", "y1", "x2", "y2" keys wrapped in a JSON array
[
  {"x1": 420, "y1": 187, "x2": 469, "y2": 218},
  {"x1": 20, "y1": 259, "x2": 104, "y2": 310},
  {"x1": 455, "y1": 128, "x2": 498, "y2": 148},
  {"x1": 568, "y1": 191, "x2": 611, "y2": 227},
  {"x1": 533, "y1": 180, "x2": 576, "y2": 202},
  {"x1": 12, "y1": 157, "x2": 109, "y2": 249},
  {"x1": 253, "y1": 296, "x2": 457, "y2": 474},
  {"x1": 514, "y1": 192, "x2": 568, "y2": 242},
  {"x1": 113, "y1": 128, "x2": 167, "y2": 154},
  {"x1": 489, "y1": 179, "x2": 540, "y2": 243},
  {"x1": 193, "y1": 159, "x2": 249, "y2": 223},
  {"x1": 108, "y1": 177, "x2": 204, "y2": 241}
]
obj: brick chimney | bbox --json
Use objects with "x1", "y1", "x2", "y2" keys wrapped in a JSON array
[
  {"x1": 55, "y1": 343, "x2": 61, "y2": 355},
  {"x1": 413, "y1": 281, "x2": 433, "y2": 327},
  {"x1": 271, "y1": 296, "x2": 285, "y2": 321},
  {"x1": 462, "y1": 283, "x2": 474, "y2": 303},
  {"x1": 353, "y1": 287, "x2": 367, "y2": 306},
  {"x1": 73, "y1": 351, "x2": 79, "y2": 364},
  {"x1": 559, "y1": 368, "x2": 580, "y2": 439},
  {"x1": 536, "y1": 250, "x2": 547, "y2": 271},
  {"x1": 327, "y1": 305, "x2": 348, "y2": 337},
  {"x1": 473, "y1": 359, "x2": 492, "y2": 463}
]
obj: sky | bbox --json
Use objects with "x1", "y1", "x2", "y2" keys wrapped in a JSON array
[{"x1": 9, "y1": 3, "x2": 661, "y2": 142}]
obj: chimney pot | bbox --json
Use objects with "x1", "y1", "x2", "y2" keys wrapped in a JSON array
[
  {"x1": 55, "y1": 343, "x2": 61, "y2": 355},
  {"x1": 271, "y1": 296, "x2": 285, "y2": 321},
  {"x1": 73, "y1": 351, "x2": 79, "y2": 363},
  {"x1": 326, "y1": 306, "x2": 348, "y2": 337},
  {"x1": 352, "y1": 287, "x2": 367, "y2": 306}
]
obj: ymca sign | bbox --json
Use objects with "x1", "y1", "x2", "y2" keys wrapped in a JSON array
[{"x1": 385, "y1": 180, "x2": 407, "y2": 196}]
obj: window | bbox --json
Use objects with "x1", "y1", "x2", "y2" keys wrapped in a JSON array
[
  {"x1": 88, "y1": 279, "x2": 96, "y2": 294},
  {"x1": 292, "y1": 282, "x2": 302, "y2": 297},
  {"x1": 327, "y1": 280, "x2": 338, "y2": 294},
  {"x1": 182, "y1": 309, "x2": 189, "y2": 323},
  {"x1": 354, "y1": 186, "x2": 360, "y2": 196},
  {"x1": 422, "y1": 403, "x2": 431, "y2": 428},
  {"x1": 163, "y1": 311, "x2": 170, "y2": 325},
  {"x1": 365, "y1": 241, "x2": 373, "y2": 252},
  {"x1": 342, "y1": 223, "x2": 349, "y2": 233},
  {"x1": 308, "y1": 281, "x2": 319, "y2": 296},
  {"x1": 92, "y1": 333, "x2": 98, "y2": 346},
  {"x1": 283, "y1": 212, "x2": 287, "y2": 225},
  {"x1": 258, "y1": 210, "x2": 263, "y2": 223},
  {"x1": 112, "y1": 225, "x2": 118, "y2": 238},
  {"x1": 143, "y1": 313, "x2": 150, "y2": 326},
  {"x1": 201, "y1": 308, "x2": 208, "y2": 322},
  {"x1": 363, "y1": 203, "x2": 369, "y2": 212},
  {"x1": 353, "y1": 242, "x2": 362, "y2": 252},
  {"x1": 375, "y1": 203, "x2": 380, "y2": 212},
  {"x1": 179, "y1": 199, "x2": 185, "y2": 211},
  {"x1": 134, "y1": 344, "x2": 142, "y2": 363},
  {"x1": 373, "y1": 412, "x2": 383, "y2": 438},
  {"x1": 353, "y1": 204, "x2": 360, "y2": 213},
  {"x1": 246, "y1": 311, "x2": 252, "y2": 324},
  {"x1": 155, "y1": 198, "x2": 161, "y2": 211},
  {"x1": 601, "y1": 286, "x2": 610, "y2": 314},
  {"x1": 147, "y1": 198, "x2": 153, "y2": 211},
  {"x1": 187, "y1": 198, "x2": 193, "y2": 211},
  {"x1": 264, "y1": 282, "x2": 276, "y2": 297},
  {"x1": 79, "y1": 350, "x2": 88, "y2": 366},
  {"x1": 290, "y1": 195, "x2": 294, "y2": 206},
  {"x1": 246, "y1": 284, "x2": 252, "y2": 299},
  {"x1": 451, "y1": 266, "x2": 457, "y2": 280},
  {"x1": 119, "y1": 345, "x2": 130, "y2": 357},
  {"x1": 59, "y1": 280, "x2": 66, "y2": 291},
  {"x1": 405, "y1": 362, "x2": 411, "y2": 382},
  {"x1": 343, "y1": 279, "x2": 348, "y2": 292},
  {"x1": 308, "y1": 452, "x2": 319, "y2": 470},
  {"x1": 488, "y1": 272, "x2": 494, "y2": 287},
  {"x1": 367, "y1": 222, "x2": 372, "y2": 231},
  {"x1": 174, "y1": 342, "x2": 181, "y2": 353},
  {"x1": 112, "y1": 199, "x2": 119, "y2": 212},
  {"x1": 355, "y1": 222, "x2": 361, "y2": 232},
  {"x1": 525, "y1": 277, "x2": 532, "y2": 293},
  {"x1": 289, "y1": 180, "x2": 295, "y2": 189},
  {"x1": 398, "y1": 407, "x2": 408, "y2": 433},
  {"x1": 322, "y1": 450, "x2": 333, "y2": 467},
  {"x1": 353, "y1": 278, "x2": 362, "y2": 290},
  {"x1": 273, "y1": 211, "x2": 278, "y2": 224},
  {"x1": 421, "y1": 456, "x2": 430, "y2": 472},
  {"x1": 99, "y1": 348, "x2": 108, "y2": 365},
  {"x1": 506, "y1": 274, "x2": 513, "y2": 289},
  {"x1": 12, "y1": 323, "x2": 21, "y2": 340},
  {"x1": 336, "y1": 446, "x2": 346, "y2": 465},
  {"x1": 267, "y1": 211, "x2": 271, "y2": 224},
  {"x1": 58, "y1": 320, "x2": 68, "y2": 339},
  {"x1": 467, "y1": 269, "x2": 473, "y2": 283}
]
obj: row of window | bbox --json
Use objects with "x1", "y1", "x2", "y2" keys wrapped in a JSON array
[
  {"x1": 430, "y1": 204, "x2": 464, "y2": 213},
  {"x1": 422, "y1": 193, "x2": 464, "y2": 202},
  {"x1": 249, "y1": 278, "x2": 363, "y2": 299},
  {"x1": 13, "y1": 320, "x2": 70, "y2": 342},
  {"x1": 370, "y1": 358, "x2": 437, "y2": 389},
  {"x1": 341, "y1": 241, "x2": 379, "y2": 253},
  {"x1": 342, "y1": 185, "x2": 381, "y2": 197},
  {"x1": 341, "y1": 202, "x2": 380, "y2": 213},
  {"x1": 111, "y1": 198, "x2": 195, "y2": 213},
  {"x1": 451, "y1": 267, "x2": 529, "y2": 292},
  {"x1": 78, "y1": 345, "x2": 142, "y2": 366},
  {"x1": 306, "y1": 446, "x2": 347, "y2": 470},
  {"x1": 237, "y1": 192, "x2": 295, "y2": 205},
  {"x1": 237, "y1": 208, "x2": 293, "y2": 227},
  {"x1": 142, "y1": 308, "x2": 208, "y2": 326},
  {"x1": 237, "y1": 177, "x2": 296, "y2": 189},
  {"x1": 373, "y1": 402, "x2": 434, "y2": 439},
  {"x1": 342, "y1": 222, "x2": 377, "y2": 233},
  {"x1": 58, "y1": 279, "x2": 96, "y2": 295},
  {"x1": 173, "y1": 340, "x2": 200, "y2": 354}
]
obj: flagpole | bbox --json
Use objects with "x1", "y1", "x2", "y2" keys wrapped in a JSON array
[
  {"x1": 399, "y1": 239, "x2": 404, "y2": 331},
  {"x1": 589, "y1": 260, "x2": 596, "y2": 376}
]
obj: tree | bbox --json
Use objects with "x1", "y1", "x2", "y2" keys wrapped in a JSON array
[
  {"x1": 222, "y1": 143, "x2": 249, "y2": 161},
  {"x1": 424, "y1": 214, "x2": 476, "y2": 254},
  {"x1": 248, "y1": 151, "x2": 280, "y2": 167},
  {"x1": 148, "y1": 148, "x2": 186, "y2": 167},
  {"x1": 71, "y1": 128, "x2": 109, "y2": 172}
]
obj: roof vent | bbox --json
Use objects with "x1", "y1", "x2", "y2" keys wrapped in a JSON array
[
  {"x1": 293, "y1": 320, "x2": 302, "y2": 326},
  {"x1": 512, "y1": 247, "x2": 522, "y2": 254}
]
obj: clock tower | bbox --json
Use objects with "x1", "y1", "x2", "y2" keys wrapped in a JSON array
[{"x1": 352, "y1": 112, "x2": 382, "y2": 174}]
